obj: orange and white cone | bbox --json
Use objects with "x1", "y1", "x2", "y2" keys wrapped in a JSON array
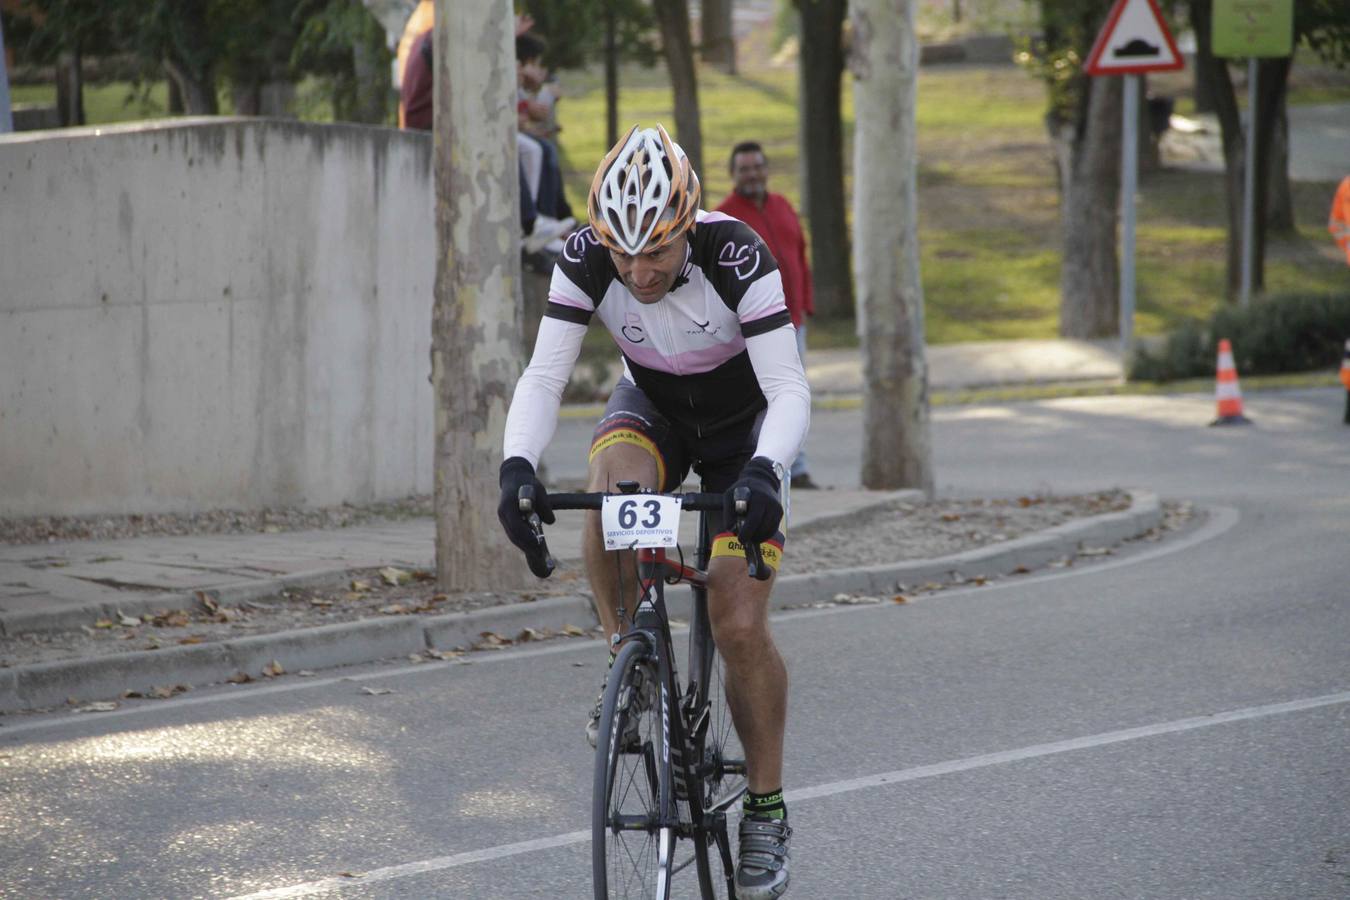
[
  {"x1": 1210, "y1": 338, "x2": 1252, "y2": 426},
  {"x1": 1340, "y1": 338, "x2": 1350, "y2": 425}
]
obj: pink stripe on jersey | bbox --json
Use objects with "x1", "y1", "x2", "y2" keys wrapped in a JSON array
[
  {"x1": 621, "y1": 334, "x2": 748, "y2": 374},
  {"x1": 700, "y1": 210, "x2": 738, "y2": 225},
  {"x1": 548, "y1": 291, "x2": 593, "y2": 311}
]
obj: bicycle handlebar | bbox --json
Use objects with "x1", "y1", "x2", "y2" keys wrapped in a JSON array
[{"x1": 519, "y1": 487, "x2": 771, "y2": 581}]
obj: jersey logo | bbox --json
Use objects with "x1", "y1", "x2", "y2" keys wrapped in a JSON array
[
  {"x1": 562, "y1": 227, "x2": 601, "y2": 264},
  {"x1": 718, "y1": 240, "x2": 761, "y2": 281},
  {"x1": 620, "y1": 312, "x2": 646, "y2": 344},
  {"x1": 686, "y1": 318, "x2": 721, "y2": 336}
]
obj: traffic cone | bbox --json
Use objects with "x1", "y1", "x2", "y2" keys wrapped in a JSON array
[
  {"x1": 1210, "y1": 338, "x2": 1252, "y2": 426},
  {"x1": 1340, "y1": 339, "x2": 1350, "y2": 425}
]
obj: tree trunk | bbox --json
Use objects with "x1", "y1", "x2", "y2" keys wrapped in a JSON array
[
  {"x1": 433, "y1": 0, "x2": 527, "y2": 591},
  {"x1": 1058, "y1": 75, "x2": 1121, "y2": 338},
  {"x1": 700, "y1": 0, "x2": 736, "y2": 74},
  {"x1": 1266, "y1": 91, "x2": 1294, "y2": 233},
  {"x1": 351, "y1": 26, "x2": 389, "y2": 124},
  {"x1": 605, "y1": 3, "x2": 619, "y2": 148},
  {"x1": 652, "y1": 0, "x2": 703, "y2": 175},
  {"x1": 1191, "y1": 0, "x2": 1243, "y2": 299},
  {"x1": 797, "y1": 0, "x2": 853, "y2": 321},
  {"x1": 55, "y1": 46, "x2": 85, "y2": 127},
  {"x1": 163, "y1": 1, "x2": 218, "y2": 115},
  {"x1": 850, "y1": 0, "x2": 933, "y2": 494}
]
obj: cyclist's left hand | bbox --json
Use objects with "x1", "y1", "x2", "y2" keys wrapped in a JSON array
[{"x1": 723, "y1": 456, "x2": 783, "y2": 545}]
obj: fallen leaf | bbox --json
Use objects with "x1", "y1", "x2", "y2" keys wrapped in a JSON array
[
  {"x1": 94, "y1": 619, "x2": 115, "y2": 629},
  {"x1": 178, "y1": 635, "x2": 206, "y2": 645},
  {"x1": 140, "y1": 685, "x2": 189, "y2": 700},
  {"x1": 117, "y1": 612, "x2": 141, "y2": 627},
  {"x1": 350, "y1": 579, "x2": 372, "y2": 593},
  {"x1": 379, "y1": 603, "x2": 407, "y2": 615},
  {"x1": 892, "y1": 595, "x2": 909, "y2": 604},
  {"x1": 297, "y1": 670, "x2": 316, "y2": 677},
  {"x1": 1011, "y1": 565, "x2": 1031, "y2": 574},
  {"x1": 226, "y1": 672, "x2": 253, "y2": 684},
  {"x1": 412, "y1": 570, "x2": 436, "y2": 582},
  {"x1": 517, "y1": 628, "x2": 542, "y2": 642},
  {"x1": 408, "y1": 654, "x2": 426, "y2": 663},
  {"x1": 338, "y1": 872, "x2": 366, "y2": 879},
  {"x1": 426, "y1": 649, "x2": 464, "y2": 661},
  {"x1": 379, "y1": 567, "x2": 412, "y2": 587},
  {"x1": 196, "y1": 591, "x2": 220, "y2": 614},
  {"x1": 941, "y1": 513, "x2": 962, "y2": 522},
  {"x1": 562, "y1": 625, "x2": 586, "y2": 637},
  {"x1": 430, "y1": 593, "x2": 449, "y2": 603},
  {"x1": 475, "y1": 632, "x2": 510, "y2": 649},
  {"x1": 261, "y1": 660, "x2": 285, "y2": 678},
  {"x1": 1078, "y1": 546, "x2": 1112, "y2": 557},
  {"x1": 360, "y1": 686, "x2": 394, "y2": 696},
  {"x1": 310, "y1": 597, "x2": 334, "y2": 607},
  {"x1": 72, "y1": 702, "x2": 119, "y2": 713},
  {"x1": 151, "y1": 610, "x2": 191, "y2": 628}
]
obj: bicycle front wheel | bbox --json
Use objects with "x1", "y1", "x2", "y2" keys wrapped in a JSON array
[{"x1": 593, "y1": 639, "x2": 675, "y2": 900}]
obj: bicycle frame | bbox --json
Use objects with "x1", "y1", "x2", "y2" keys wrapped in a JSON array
[{"x1": 526, "y1": 486, "x2": 751, "y2": 897}]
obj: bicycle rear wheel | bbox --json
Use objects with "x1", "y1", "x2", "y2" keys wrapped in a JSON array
[{"x1": 593, "y1": 639, "x2": 675, "y2": 900}]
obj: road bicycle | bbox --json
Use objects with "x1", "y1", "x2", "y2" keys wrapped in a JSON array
[{"x1": 520, "y1": 481, "x2": 769, "y2": 898}]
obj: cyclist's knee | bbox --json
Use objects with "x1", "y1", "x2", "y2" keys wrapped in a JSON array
[
  {"x1": 708, "y1": 567, "x2": 771, "y2": 653},
  {"x1": 587, "y1": 442, "x2": 658, "y2": 491}
]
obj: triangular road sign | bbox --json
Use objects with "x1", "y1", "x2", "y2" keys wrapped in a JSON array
[{"x1": 1085, "y1": 0, "x2": 1185, "y2": 76}]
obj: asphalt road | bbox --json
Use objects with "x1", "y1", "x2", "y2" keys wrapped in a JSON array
[{"x1": 3, "y1": 388, "x2": 1348, "y2": 899}]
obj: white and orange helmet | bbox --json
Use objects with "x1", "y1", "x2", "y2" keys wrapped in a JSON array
[{"x1": 588, "y1": 124, "x2": 701, "y2": 256}]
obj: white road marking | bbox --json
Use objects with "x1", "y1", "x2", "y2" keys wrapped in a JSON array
[
  {"x1": 227, "y1": 687, "x2": 1350, "y2": 899},
  {"x1": 0, "y1": 505, "x2": 1239, "y2": 738}
]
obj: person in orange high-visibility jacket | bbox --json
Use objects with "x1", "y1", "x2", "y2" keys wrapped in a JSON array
[{"x1": 1330, "y1": 176, "x2": 1350, "y2": 266}]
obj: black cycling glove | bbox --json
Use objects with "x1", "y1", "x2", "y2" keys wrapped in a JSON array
[
  {"x1": 498, "y1": 456, "x2": 555, "y2": 578},
  {"x1": 723, "y1": 456, "x2": 783, "y2": 545}
]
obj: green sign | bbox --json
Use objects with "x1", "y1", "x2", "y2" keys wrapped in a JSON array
[{"x1": 1212, "y1": 0, "x2": 1294, "y2": 58}]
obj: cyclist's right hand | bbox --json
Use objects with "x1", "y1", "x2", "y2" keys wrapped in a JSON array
[{"x1": 498, "y1": 456, "x2": 555, "y2": 578}]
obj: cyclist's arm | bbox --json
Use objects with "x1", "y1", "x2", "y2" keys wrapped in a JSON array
[
  {"x1": 503, "y1": 315, "x2": 586, "y2": 467},
  {"x1": 744, "y1": 324, "x2": 810, "y2": 468}
]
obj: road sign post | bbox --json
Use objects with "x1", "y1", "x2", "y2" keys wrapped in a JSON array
[
  {"x1": 1212, "y1": 0, "x2": 1295, "y2": 307},
  {"x1": 1084, "y1": 0, "x2": 1183, "y2": 365},
  {"x1": 1, "y1": 14, "x2": 13, "y2": 134}
]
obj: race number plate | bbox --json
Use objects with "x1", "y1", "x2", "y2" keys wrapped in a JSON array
[{"x1": 601, "y1": 495, "x2": 682, "y2": 550}]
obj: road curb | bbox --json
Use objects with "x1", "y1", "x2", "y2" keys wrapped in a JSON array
[{"x1": 0, "y1": 491, "x2": 1162, "y2": 714}]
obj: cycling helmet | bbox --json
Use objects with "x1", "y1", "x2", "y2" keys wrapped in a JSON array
[{"x1": 588, "y1": 124, "x2": 701, "y2": 256}]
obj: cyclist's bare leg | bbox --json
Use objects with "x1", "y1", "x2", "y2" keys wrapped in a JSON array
[
  {"x1": 583, "y1": 442, "x2": 659, "y2": 641},
  {"x1": 706, "y1": 560, "x2": 786, "y2": 794}
]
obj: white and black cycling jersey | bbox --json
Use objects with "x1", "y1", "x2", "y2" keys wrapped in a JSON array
[{"x1": 503, "y1": 210, "x2": 810, "y2": 469}]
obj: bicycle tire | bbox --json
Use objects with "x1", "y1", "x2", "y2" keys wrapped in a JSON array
[
  {"x1": 687, "y1": 589, "x2": 745, "y2": 899},
  {"x1": 593, "y1": 639, "x2": 675, "y2": 900}
]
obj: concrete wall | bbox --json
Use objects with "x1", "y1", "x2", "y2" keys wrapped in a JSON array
[{"x1": 0, "y1": 118, "x2": 435, "y2": 516}]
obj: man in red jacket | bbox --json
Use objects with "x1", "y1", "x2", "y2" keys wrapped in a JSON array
[{"x1": 716, "y1": 142, "x2": 817, "y2": 488}]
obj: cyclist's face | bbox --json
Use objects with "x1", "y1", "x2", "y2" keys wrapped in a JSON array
[{"x1": 610, "y1": 234, "x2": 688, "y2": 304}]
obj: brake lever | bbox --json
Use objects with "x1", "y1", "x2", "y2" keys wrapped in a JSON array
[
  {"x1": 732, "y1": 486, "x2": 772, "y2": 582},
  {"x1": 517, "y1": 484, "x2": 556, "y2": 576}
]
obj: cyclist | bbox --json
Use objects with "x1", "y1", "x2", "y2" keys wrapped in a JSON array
[{"x1": 498, "y1": 124, "x2": 808, "y2": 899}]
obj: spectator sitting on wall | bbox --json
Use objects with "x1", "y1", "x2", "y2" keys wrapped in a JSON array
[{"x1": 397, "y1": 23, "x2": 573, "y2": 257}]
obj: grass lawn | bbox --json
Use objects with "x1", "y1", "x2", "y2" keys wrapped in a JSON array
[{"x1": 554, "y1": 51, "x2": 1349, "y2": 350}]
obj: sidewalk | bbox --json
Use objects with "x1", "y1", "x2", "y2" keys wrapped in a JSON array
[{"x1": 0, "y1": 338, "x2": 1148, "y2": 713}]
